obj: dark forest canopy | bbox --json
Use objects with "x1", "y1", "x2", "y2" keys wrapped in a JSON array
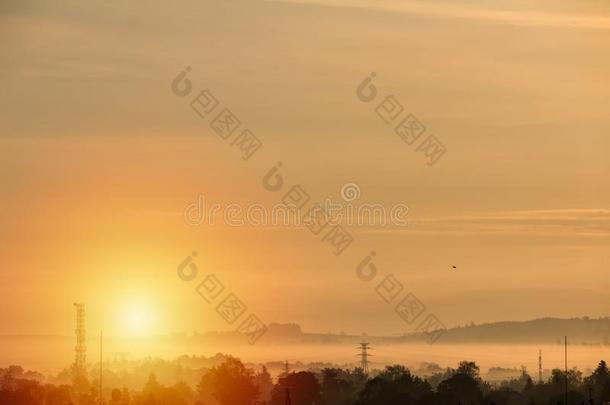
[{"x1": 2, "y1": 357, "x2": 610, "y2": 405}]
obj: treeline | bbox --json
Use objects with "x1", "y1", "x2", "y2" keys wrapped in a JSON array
[{"x1": 2, "y1": 358, "x2": 610, "y2": 404}]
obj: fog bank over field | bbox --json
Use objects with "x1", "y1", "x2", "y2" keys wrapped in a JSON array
[{"x1": 2, "y1": 318, "x2": 609, "y2": 374}]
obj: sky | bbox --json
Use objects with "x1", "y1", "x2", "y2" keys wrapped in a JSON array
[{"x1": 0, "y1": 0, "x2": 609, "y2": 339}]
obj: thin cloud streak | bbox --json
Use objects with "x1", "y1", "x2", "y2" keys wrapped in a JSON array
[
  {"x1": 364, "y1": 209, "x2": 610, "y2": 237},
  {"x1": 271, "y1": 0, "x2": 610, "y2": 30}
]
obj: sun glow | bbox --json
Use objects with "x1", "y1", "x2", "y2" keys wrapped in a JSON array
[{"x1": 120, "y1": 302, "x2": 156, "y2": 337}]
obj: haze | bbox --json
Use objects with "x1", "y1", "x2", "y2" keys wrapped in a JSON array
[{"x1": 1, "y1": 0, "x2": 608, "y2": 345}]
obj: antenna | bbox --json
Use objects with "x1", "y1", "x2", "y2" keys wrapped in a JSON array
[{"x1": 357, "y1": 341, "x2": 372, "y2": 374}]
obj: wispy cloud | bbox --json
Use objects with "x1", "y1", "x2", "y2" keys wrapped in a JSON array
[
  {"x1": 271, "y1": 0, "x2": 610, "y2": 30},
  {"x1": 368, "y1": 209, "x2": 610, "y2": 237}
]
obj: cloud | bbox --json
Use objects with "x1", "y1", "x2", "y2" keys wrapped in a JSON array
[
  {"x1": 368, "y1": 209, "x2": 610, "y2": 237},
  {"x1": 271, "y1": 0, "x2": 610, "y2": 30}
]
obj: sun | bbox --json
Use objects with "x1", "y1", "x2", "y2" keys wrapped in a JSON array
[{"x1": 121, "y1": 302, "x2": 155, "y2": 336}]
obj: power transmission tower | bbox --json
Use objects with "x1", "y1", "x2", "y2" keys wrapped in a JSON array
[{"x1": 357, "y1": 342, "x2": 372, "y2": 374}]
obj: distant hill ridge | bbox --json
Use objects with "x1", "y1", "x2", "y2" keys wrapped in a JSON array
[
  {"x1": 400, "y1": 317, "x2": 610, "y2": 344},
  {"x1": 260, "y1": 317, "x2": 610, "y2": 345}
]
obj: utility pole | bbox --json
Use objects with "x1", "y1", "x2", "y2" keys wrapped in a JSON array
[
  {"x1": 538, "y1": 349, "x2": 543, "y2": 384},
  {"x1": 565, "y1": 336, "x2": 568, "y2": 405},
  {"x1": 100, "y1": 330, "x2": 103, "y2": 405}
]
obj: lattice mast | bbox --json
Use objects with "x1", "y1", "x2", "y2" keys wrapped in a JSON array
[{"x1": 73, "y1": 303, "x2": 87, "y2": 377}]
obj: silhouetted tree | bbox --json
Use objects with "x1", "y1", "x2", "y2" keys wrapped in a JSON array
[
  {"x1": 483, "y1": 387, "x2": 526, "y2": 405},
  {"x1": 44, "y1": 384, "x2": 72, "y2": 405},
  {"x1": 321, "y1": 368, "x2": 357, "y2": 405},
  {"x1": 270, "y1": 371, "x2": 322, "y2": 405},
  {"x1": 197, "y1": 357, "x2": 258, "y2": 405},
  {"x1": 357, "y1": 365, "x2": 432, "y2": 405},
  {"x1": 141, "y1": 373, "x2": 161, "y2": 405},
  {"x1": 437, "y1": 361, "x2": 483, "y2": 405},
  {"x1": 3, "y1": 357, "x2": 610, "y2": 405},
  {"x1": 255, "y1": 366, "x2": 274, "y2": 403}
]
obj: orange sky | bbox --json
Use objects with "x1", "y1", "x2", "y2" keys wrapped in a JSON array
[{"x1": 0, "y1": 0, "x2": 609, "y2": 339}]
